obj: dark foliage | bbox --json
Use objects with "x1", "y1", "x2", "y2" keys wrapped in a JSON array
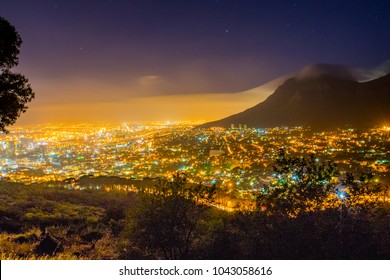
[
  {"x1": 123, "y1": 173, "x2": 216, "y2": 259},
  {"x1": 0, "y1": 17, "x2": 34, "y2": 133},
  {"x1": 257, "y1": 149, "x2": 338, "y2": 216},
  {"x1": 1, "y1": 169, "x2": 389, "y2": 259},
  {"x1": 0, "y1": 17, "x2": 21, "y2": 69}
]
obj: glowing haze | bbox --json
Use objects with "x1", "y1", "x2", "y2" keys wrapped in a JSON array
[{"x1": 2, "y1": 0, "x2": 390, "y2": 124}]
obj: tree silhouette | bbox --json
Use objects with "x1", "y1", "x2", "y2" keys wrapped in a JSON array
[
  {"x1": 123, "y1": 172, "x2": 216, "y2": 259},
  {"x1": 338, "y1": 171, "x2": 383, "y2": 210},
  {"x1": 257, "y1": 149, "x2": 338, "y2": 216},
  {"x1": 0, "y1": 17, "x2": 34, "y2": 133}
]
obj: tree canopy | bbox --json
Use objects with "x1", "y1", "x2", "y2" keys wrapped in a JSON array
[
  {"x1": 123, "y1": 173, "x2": 216, "y2": 259},
  {"x1": 257, "y1": 149, "x2": 339, "y2": 216},
  {"x1": 0, "y1": 17, "x2": 34, "y2": 133},
  {"x1": 256, "y1": 149, "x2": 384, "y2": 217}
]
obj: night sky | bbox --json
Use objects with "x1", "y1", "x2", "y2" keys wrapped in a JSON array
[{"x1": 2, "y1": 0, "x2": 390, "y2": 124}]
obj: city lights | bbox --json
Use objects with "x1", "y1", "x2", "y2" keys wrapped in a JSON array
[{"x1": 1, "y1": 123, "x2": 388, "y2": 194}]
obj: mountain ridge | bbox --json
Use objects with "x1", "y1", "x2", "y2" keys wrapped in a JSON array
[{"x1": 199, "y1": 68, "x2": 390, "y2": 129}]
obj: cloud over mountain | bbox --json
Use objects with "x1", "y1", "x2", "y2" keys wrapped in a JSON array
[{"x1": 199, "y1": 61, "x2": 390, "y2": 129}]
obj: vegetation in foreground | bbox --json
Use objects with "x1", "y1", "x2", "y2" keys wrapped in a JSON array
[{"x1": 1, "y1": 150, "x2": 390, "y2": 260}]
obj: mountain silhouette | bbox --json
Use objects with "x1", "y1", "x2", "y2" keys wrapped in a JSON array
[{"x1": 199, "y1": 68, "x2": 390, "y2": 129}]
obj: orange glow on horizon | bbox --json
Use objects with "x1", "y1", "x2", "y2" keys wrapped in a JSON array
[{"x1": 16, "y1": 90, "x2": 272, "y2": 125}]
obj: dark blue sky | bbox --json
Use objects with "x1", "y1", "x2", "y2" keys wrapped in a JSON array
[{"x1": 2, "y1": 0, "x2": 390, "y2": 123}]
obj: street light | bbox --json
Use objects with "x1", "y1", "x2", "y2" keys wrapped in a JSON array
[
  {"x1": 337, "y1": 191, "x2": 349, "y2": 200},
  {"x1": 337, "y1": 189, "x2": 349, "y2": 258}
]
